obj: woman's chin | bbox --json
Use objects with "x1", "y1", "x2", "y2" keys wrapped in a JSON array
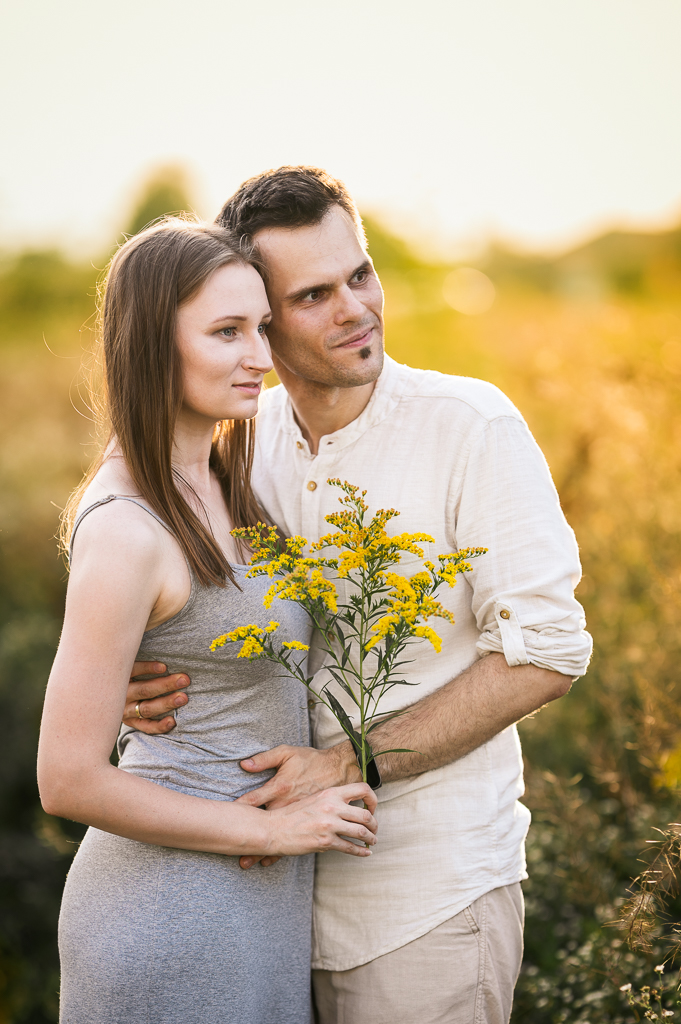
[{"x1": 219, "y1": 397, "x2": 261, "y2": 421}]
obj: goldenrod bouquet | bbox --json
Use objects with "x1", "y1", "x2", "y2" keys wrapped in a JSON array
[{"x1": 212, "y1": 480, "x2": 486, "y2": 785}]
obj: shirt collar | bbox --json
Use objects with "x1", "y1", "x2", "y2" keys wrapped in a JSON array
[{"x1": 280, "y1": 354, "x2": 407, "y2": 453}]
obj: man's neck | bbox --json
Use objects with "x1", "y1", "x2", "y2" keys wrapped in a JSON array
[{"x1": 275, "y1": 364, "x2": 377, "y2": 455}]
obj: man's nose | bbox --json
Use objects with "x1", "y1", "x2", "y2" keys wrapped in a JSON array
[{"x1": 333, "y1": 284, "x2": 367, "y2": 324}]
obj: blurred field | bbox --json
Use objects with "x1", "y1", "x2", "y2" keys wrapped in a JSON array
[{"x1": 1, "y1": 172, "x2": 681, "y2": 1022}]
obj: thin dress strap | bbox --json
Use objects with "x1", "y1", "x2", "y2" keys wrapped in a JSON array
[{"x1": 68, "y1": 495, "x2": 174, "y2": 565}]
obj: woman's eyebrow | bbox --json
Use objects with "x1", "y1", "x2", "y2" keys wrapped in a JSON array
[{"x1": 209, "y1": 314, "x2": 248, "y2": 325}]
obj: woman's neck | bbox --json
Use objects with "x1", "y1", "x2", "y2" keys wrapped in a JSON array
[{"x1": 171, "y1": 413, "x2": 217, "y2": 500}]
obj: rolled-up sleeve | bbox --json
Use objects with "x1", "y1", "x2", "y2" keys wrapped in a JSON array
[{"x1": 455, "y1": 414, "x2": 593, "y2": 679}]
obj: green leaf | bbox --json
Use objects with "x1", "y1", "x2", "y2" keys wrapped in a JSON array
[
  {"x1": 326, "y1": 665, "x2": 351, "y2": 689},
  {"x1": 366, "y1": 710, "x2": 410, "y2": 732},
  {"x1": 325, "y1": 691, "x2": 360, "y2": 751},
  {"x1": 336, "y1": 677, "x2": 361, "y2": 708},
  {"x1": 372, "y1": 748, "x2": 418, "y2": 756}
]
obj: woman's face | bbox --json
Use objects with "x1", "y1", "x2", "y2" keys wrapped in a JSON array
[{"x1": 175, "y1": 262, "x2": 273, "y2": 426}]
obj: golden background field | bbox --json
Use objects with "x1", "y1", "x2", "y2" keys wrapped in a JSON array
[{"x1": 1, "y1": 167, "x2": 680, "y2": 1019}]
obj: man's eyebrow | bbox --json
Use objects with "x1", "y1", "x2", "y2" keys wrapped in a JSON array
[{"x1": 285, "y1": 260, "x2": 372, "y2": 304}]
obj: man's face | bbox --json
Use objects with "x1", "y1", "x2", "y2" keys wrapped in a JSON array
[{"x1": 253, "y1": 205, "x2": 384, "y2": 389}]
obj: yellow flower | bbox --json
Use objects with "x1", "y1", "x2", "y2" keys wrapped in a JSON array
[
  {"x1": 238, "y1": 636, "x2": 264, "y2": 658},
  {"x1": 382, "y1": 573, "x2": 416, "y2": 598},
  {"x1": 221, "y1": 483, "x2": 486, "y2": 673},
  {"x1": 282, "y1": 640, "x2": 310, "y2": 651},
  {"x1": 210, "y1": 634, "x2": 229, "y2": 652},
  {"x1": 389, "y1": 532, "x2": 435, "y2": 557},
  {"x1": 261, "y1": 565, "x2": 338, "y2": 613},
  {"x1": 211, "y1": 622, "x2": 264, "y2": 651},
  {"x1": 210, "y1": 622, "x2": 270, "y2": 658},
  {"x1": 413, "y1": 625, "x2": 443, "y2": 652},
  {"x1": 337, "y1": 549, "x2": 368, "y2": 576}
]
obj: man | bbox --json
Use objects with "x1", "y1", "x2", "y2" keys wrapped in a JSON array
[{"x1": 126, "y1": 167, "x2": 592, "y2": 1022}]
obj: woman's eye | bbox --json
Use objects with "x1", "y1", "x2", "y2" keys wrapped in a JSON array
[
  {"x1": 258, "y1": 324, "x2": 268, "y2": 335},
  {"x1": 218, "y1": 327, "x2": 235, "y2": 338}
]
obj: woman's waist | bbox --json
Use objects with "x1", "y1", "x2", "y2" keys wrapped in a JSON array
[
  {"x1": 119, "y1": 717, "x2": 308, "y2": 757},
  {"x1": 117, "y1": 754, "x2": 276, "y2": 802},
  {"x1": 117, "y1": 728, "x2": 295, "y2": 798}
]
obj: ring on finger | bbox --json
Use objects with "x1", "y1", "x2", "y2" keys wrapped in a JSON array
[{"x1": 135, "y1": 702, "x2": 143, "y2": 720}]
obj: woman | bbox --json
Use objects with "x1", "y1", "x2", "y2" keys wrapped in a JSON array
[{"x1": 37, "y1": 218, "x2": 377, "y2": 1024}]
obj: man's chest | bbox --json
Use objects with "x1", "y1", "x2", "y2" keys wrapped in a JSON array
[{"x1": 252, "y1": 417, "x2": 460, "y2": 551}]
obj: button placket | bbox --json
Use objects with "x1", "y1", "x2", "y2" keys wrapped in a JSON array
[
  {"x1": 301, "y1": 452, "x2": 339, "y2": 543},
  {"x1": 301, "y1": 468, "x2": 322, "y2": 543}
]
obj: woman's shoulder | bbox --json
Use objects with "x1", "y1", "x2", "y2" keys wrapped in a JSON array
[
  {"x1": 72, "y1": 463, "x2": 169, "y2": 566},
  {"x1": 76, "y1": 454, "x2": 134, "y2": 514}
]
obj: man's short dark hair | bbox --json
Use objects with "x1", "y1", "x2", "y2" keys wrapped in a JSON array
[{"x1": 215, "y1": 166, "x2": 365, "y2": 243}]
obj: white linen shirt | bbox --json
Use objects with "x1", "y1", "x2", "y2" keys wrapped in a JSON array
[{"x1": 252, "y1": 355, "x2": 592, "y2": 972}]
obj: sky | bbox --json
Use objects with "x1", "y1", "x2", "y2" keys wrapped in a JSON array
[{"x1": 2, "y1": 0, "x2": 681, "y2": 257}]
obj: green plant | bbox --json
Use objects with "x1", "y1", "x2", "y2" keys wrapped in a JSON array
[{"x1": 211, "y1": 479, "x2": 485, "y2": 783}]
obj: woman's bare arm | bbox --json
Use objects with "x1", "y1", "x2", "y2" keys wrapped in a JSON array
[{"x1": 38, "y1": 502, "x2": 377, "y2": 858}]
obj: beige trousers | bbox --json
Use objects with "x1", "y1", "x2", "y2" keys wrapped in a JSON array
[{"x1": 313, "y1": 882, "x2": 524, "y2": 1024}]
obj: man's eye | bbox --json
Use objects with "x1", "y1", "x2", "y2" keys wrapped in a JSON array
[
  {"x1": 304, "y1": 291, "x2": 320, "y2": 302},
  {"x1": 353, "y1": 271, "x2": 368, "y2": 284}
]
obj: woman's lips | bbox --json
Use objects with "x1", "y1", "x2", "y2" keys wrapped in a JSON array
[{"x1": 233, "y1": 381, "x2": 262, "y2": 393}]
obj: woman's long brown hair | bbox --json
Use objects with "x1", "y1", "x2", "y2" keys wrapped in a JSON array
[{"x1": 61, "y1": 217, "x2": 268, "y2": 587}]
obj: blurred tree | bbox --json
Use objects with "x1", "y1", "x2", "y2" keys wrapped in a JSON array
[
  {"x1": 362, "y1": 214, "x2": 425, "y2": 274},
  {"x1": 123, "y1": 164, "x2": 195, "y2": 238},
  {"x1": 0, "y1": 252, "x2": 94, "y2": 345}
]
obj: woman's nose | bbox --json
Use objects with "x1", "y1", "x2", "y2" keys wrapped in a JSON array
[{"x1": 244, "y1": 330, "x2": 273, "y2": 374}]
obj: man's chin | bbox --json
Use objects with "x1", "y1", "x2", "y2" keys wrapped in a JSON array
[
  {"x1": 275, "y1": 343, "x2": 384, "y2": 390},
  {"x1": 330, "y1": 345, "x2": 384, "y2": 387}
]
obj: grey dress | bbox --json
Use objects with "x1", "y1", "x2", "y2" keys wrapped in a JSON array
[{"x1": 58, "y1": 496, "x2": 314, "y2": 1024}]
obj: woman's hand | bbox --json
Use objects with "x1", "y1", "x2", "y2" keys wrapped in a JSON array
[{"x1": 265, "y1": 784, "x2": 378, "y2": 859}]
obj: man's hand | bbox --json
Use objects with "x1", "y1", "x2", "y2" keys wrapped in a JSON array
[
  {"x1": 236, "y1": 742, "x2": 361, "y2": 810},
  {"x1": 123, "y1": 662, "x2": 191, "y2": 734},
  {"x1": 236, "y1": 742, "x2": 362, "y2": 870}
]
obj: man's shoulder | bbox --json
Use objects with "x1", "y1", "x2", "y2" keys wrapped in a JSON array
[{"x1": 392, "y1": 360, "x2": 524, "y2": 425}]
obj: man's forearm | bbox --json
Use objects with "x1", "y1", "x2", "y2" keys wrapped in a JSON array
[
  {"x1": 356, "y1": 653, "x2": 572, "y2": 785},
  {"x1": 217, "y1": 654, "x2": 573, "y2": 811}
]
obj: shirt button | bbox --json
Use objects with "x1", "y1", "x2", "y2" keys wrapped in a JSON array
[
  {"x1": 500, "y1": 609, "x2": 510, "y2": 619},
  {"x1": 296, "y1": 441, "x2": 303, "y2": 449},
  {"x1": 307, "y1": 698, "x2": 316, "y2": 709},
  {"x1": 307, "y1": 481, "x2": 317, "y2": 491}
]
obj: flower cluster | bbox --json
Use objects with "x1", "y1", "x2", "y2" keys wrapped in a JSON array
[
  {"x1": 426, "y1": 549, "x2": 488, "y2": 587},
  {"x1": 210, "y1": 620, "x2": 280, "y2": 659},
  {"x1": 231, "y1": 524, "x2": 338, "y2": 613},
  {"x1": 366, "y1": 570, "x2": 456, "y2": 653},
  {"x1": 311, "y1": 480, "x2": 433, "y2": 578},
  {"x1": 212, "y1": 480, "x2": 487, "y2": 784}
]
